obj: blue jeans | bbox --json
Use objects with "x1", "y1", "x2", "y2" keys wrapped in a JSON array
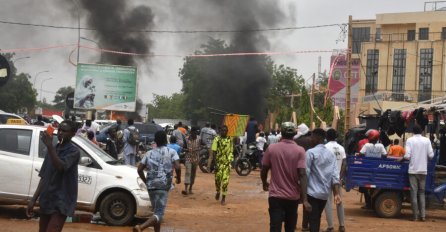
[
  {"x1": 268, "y1": 197, "x2": 299, "y2": 232},
  {"x1": 148, "y1": 190, "x2": 169, "y2": 222}
]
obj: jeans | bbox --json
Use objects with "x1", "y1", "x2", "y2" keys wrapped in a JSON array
[
  {"x1": 148, "y1": 189, "x2": 169, "y2": 222},
  {"x1": 308, "y1": 195, "x2": 327, "y2": 232},
  {"x1": 124, "y1": 153, "x2": 136, "y2": 166},
  {"x1": 409, "y1": 174, "x2": 427, "y2": 219},
  {"x1": 325, "y1": 187, "x2": 345, "y2": 228},
  {"x1": 268, "y1": 197, "x2": 299, "y2": 232}
]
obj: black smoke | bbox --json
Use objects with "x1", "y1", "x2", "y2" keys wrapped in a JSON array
[
  {"x1": 66, "y1": 0, "x2": 154, "y2": 66},
  {"x1": 172, "y1": 0, "x2": 287, "y2": 121}
]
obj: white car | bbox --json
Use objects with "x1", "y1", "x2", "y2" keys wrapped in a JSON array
[{"x1": 0, "y1": 124, "x2": 151, "y2": 226}]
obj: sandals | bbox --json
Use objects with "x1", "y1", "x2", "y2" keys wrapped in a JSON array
[{"x1": 181, "y1": 190, "x2": 188, "y2": 196}]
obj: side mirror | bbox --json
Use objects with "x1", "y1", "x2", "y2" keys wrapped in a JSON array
[{"x1": 79, "y1": 157, "x2": 93, "y2": 166}]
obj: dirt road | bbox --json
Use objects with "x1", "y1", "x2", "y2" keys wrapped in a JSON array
[{"x1": 0, "y1": 167, "x2": 445, "y2": 231}]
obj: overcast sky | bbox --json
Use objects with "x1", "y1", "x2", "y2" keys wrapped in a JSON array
[{"x1": 0, "y1": 0, "x2": 435, "y2": 106}]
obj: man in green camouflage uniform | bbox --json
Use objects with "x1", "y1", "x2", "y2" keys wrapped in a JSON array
[{"x1": 212, "y1": 125, "x2": 233, "y2": 205}]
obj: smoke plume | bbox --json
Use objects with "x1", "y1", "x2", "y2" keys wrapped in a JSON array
[
  {"x1": 171, "y1": 0, "x2": 287, "y2": 121},
  {"x1": 68, "y1": 0, "x2": 154, "y2": 66}
]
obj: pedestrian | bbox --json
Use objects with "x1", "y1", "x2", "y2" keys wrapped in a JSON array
[
  {"x1": 323, "y1": 128, "x2": 346, "y2": 232},
  {"x1": 404, "y1": 124, "x2": 434, "y2": 221},
  {"x1": 256, "y1": 131, "x2": 267, "y2": 169},
  {"x1": 212, "y1": 125, "x2": 233, "y2": 205},
  {"x1": 167, "y1": 136, "x2": 182, "y2": 155},
  {"x1": 134, "y1": 130, "x2": 181, "y2": 232},
  {"x1": 306, "y1": 128, "x2": 342, "y2": 232},
  {"x1": 182, "y1": 127, "x2": 201, "y2": 195},
  {"x1": 26, "y1": 120, "x2": 80, "y2": 232},
  {"x1": 200, "y1": 123, "x2": 217, "y2": 172},
  {"x1": 33, "y1": 115, "x2": 45, "y2": 126},
  {"x1": 267, "y1": 130, "x2": 279, "y2": 144},
  {"x1": 388, "y1": 138, "x2": 405, "y2": 158},
  {"x1": 293, "y1": 123, "x2": 316, "y2": 231},
  {"x1": 104, "y1": 126, "x2": 119, "y2": 159},
  {"x1": 172, "y1": 124, "x2": 186, "y2": 148},
  {"x1": 123, "y1": 118, "x2": 138, "y2": 166},
  {"x1": 245, "y1": 116, "x2": 259, "y2": 145},
  {"x1": 261, "y1": 122, "x2": 309, "y2": 232}
]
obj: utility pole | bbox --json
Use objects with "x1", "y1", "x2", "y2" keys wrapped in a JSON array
[
  {"x1": 345, "y1": 15, "x2": 353, "y2": 131},
  {"x1": 310, "y1": 73, "x2": 315, "y2": 129}
]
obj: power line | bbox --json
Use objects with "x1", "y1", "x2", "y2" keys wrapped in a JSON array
[{"x1": 0, "y1": 19, "x2": 346, "y2": 34}]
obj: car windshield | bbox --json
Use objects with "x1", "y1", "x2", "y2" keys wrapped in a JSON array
[
  {"x1": 134, "y1": 124, "x2": 158, "y2": 134},
  {"x1": 74, "y1": 135, "x2": 116, "y2": 163}
]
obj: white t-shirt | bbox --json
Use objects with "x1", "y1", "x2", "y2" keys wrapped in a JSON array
[
  {"x1": 256, "y1": 136, "x2": 267, "y2": 151},
  {"x1": 404, "y1": 134, "x2": 434, "y2": 175},
  {"x1": 325, "y1": 141, "x2": 346, "y2": 172},
  {"x1": 360, "y1": 143, "x2": 387, "y2": 158}
]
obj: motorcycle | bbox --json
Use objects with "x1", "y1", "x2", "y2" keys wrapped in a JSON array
[
  {"x1": 198, "y1": 148, "x2": 215, "y2": 173},
  {"x1": 235, "y1": 142, "x2": 260, "y2": 176}
]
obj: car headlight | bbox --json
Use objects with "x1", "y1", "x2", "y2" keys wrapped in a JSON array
[{"x1": 137, "y1": 177, "x2": 147, "y2": 190}]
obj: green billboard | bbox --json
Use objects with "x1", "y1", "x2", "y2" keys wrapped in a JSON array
[{"x1": 74, "y1": 63, "x2": 137, "y2": 112}]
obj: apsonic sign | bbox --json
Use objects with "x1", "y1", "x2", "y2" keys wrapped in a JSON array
[{"x1": 74, "y1": 63, "x2": 137, "y2": 112}]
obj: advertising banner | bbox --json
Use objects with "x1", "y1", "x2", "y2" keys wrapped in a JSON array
[
  {"x1": 74, "y1": 63, "x2": 137, "y2": 112},
  {"x1": 223, "y1": 114, "x2": 249, "y2": 137},
  {"x1": 328, "y1": 54, "x2": 360, "y2": 109}
]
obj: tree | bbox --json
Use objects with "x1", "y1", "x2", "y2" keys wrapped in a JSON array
[
  {"x1": 53, "y1": 86, "x2": 75, "y2": 110},
  {"x1": 147, "y1": 93, "x2": 185, "y2": 119},
  {"x1": 0, "y1": 53, "x2": 36, "y2": 113}
]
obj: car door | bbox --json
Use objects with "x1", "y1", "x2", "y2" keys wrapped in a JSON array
[
  {"x1": 29, "y1": 136, "x2": 98, "y2": 206},
  {"x1": 0, "y1": 127, "x2": 34, "y2": 201}
]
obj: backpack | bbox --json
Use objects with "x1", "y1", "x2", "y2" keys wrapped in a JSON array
[{"x1": 127, "y1": 127, "x2": 140, "y2": 146}]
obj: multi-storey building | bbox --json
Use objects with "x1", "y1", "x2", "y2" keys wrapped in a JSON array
[{"x1": 353, "y1": 6, "x2": 446, "y2": 114}]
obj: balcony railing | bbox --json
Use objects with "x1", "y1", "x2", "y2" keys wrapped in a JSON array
[
  {"x1": 355, "y1": 32, "x2": 446, "y2": 43},
  {"x1": 362, "y1": 91, "x2": 444, "y2": 103}
]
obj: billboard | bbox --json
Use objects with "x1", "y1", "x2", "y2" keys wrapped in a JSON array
[
  {"x1": 328, "y1": 54, "x2": 360, "y2": 109},
  {"x1": 74, "y1": 63, "x2": 137, "y2": 112}
]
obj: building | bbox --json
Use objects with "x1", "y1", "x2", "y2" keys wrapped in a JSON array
[{"x1": 353, "y1": 4, "x2": 446, "y2": 115}]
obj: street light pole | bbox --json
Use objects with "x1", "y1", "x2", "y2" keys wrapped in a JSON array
[
  {"x1": 40, "y1": 77, "x2": 53, "y2": 103},
  {"x1": 72, "y1": 0, "x2": 81, "y2": 65},
  {"x1": 33, "y1": 70, "x2": 50, "y2": 88},
  {"x1": 81, "y1": 36, "x2": 102, "y2": 62}
]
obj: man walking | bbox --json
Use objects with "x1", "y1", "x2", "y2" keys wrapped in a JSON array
[
  {"x1": 200, "y1": 123, "x2": 217, "y2": 172},
  {"x1": 404, "y1": 124, "x2": 434, "y2": 221},
  {"x1": 323, "y1": 129, "x2": 346, "y2": 232},
  {"x1": 123, "y1": 118, "x2": 138, "y2": 166},
  {"x1": 261, "y1": 122, "x2": 309, "y2": 232},
  {"x1": 183, "y1": 127, "x2": 201, "y2": 195},
  {"x1": 306, "y1": 128, "x2": 342, "y2": 232},
  {"x1": 26, "y1": 120, "x2": 80, "y2": 232},
  {"x1": 212, "y1": 125, "x2": 233, "y2": 205},
  {"x1": 134, "y1": 131, "x2": 181, "y2": 232}
]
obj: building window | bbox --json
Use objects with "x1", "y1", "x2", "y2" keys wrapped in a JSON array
[
  {"x1": 407, "y1": 30, "x2": 415, "y2": 41},
  {"x1": 352, "y1": 27, "x2": 370, "y2": 54},
  {"x1": 442, "y1": 27, "x2": 446, "y2": 40},
  {"x1": 392, "y1": 49, "x2": 406, "y2": 101},
  {"x1": 375, "y1": 28, "x2": 382, "y2": 41},
  {"x1": 419, "y1": 28, "x2": 429, "y2": 40},
  {"x1": 418, "y1": 48, "x2": 433, "y2": 102},
  {"x1": 365, "y1": 49, "x2": 379, "y2": 95}
]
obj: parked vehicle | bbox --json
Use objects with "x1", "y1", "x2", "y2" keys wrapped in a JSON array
[
  {"x1": 0, "y1": 124, "x2": 152, "y2": 226},
  {"x1": 0, "y1": 110, "x2": 27, "y2": 125},
  {"x1": 235, "y1": 143, "x2": 259, "y2": 176},
  {"x1": 97, "y1": 122, "x2": 163, "y2": 145},
  {"x1": 346, "y1": 151, "x2": 446, "y2": 218},
  {"x1": 198, "y1": 148, "x2": 215, "y2": 173}
]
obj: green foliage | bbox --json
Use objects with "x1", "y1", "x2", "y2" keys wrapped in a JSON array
[
  {"x1": 0, "y1": 53, "x2": 36, "y2": 113},
  {"x1": 53, "y1": 86, "x2": 75, "y2": 110},
  {"x1": 147, "y1": 93, "x2": 185, "y2": 119}
]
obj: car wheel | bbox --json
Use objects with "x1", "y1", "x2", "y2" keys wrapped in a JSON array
[
  {"x1": 99, "y1": 192, "x2": 135, "y2": 226},
  {"x1": 374, "y1": 192, "x2": 402, "y2": 218}
]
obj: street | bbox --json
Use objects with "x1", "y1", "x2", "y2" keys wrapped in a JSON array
[{"x1": 1, "y1": 166, "x2": 446, "y2": 232}]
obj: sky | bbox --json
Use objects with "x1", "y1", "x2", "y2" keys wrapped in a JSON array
[{"x1": 0, "y1": 0, "x2": 436, "y2": 109}]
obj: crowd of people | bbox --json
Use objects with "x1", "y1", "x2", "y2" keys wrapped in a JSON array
[{"x1": 27, "y1": 113, "x2": 435, "y2": 232}]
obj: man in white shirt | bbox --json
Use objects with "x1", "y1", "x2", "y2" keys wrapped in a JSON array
[
  {"x1": 404, "y1": 124, "x2": 434, "y2": 221},
  {"x1": 256, "y1": 132, "x2": 267, "y2": 169},
  {"x1": 323, "y1": 129, "x2": 346, "y2": 232},
  {"x1": 359, "y1": 129, "x2": 387, "y2": 158}
]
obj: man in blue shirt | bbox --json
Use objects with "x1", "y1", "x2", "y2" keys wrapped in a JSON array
[
  {"x1": 26, "y1": 120, "x2": 80, "y2": 232},
  {"x1": 135, "y1": 131, "x2": 181, "y2": 232},
  {"x1": 306, "y1": 128, "x2": 342, "y2": 232}
]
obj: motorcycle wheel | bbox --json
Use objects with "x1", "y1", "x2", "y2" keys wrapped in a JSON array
[
  {"x1": 235, "y1": 158, "x2": 252, "y2": 176},
  {"x1": 199, "y1": 157, "x2": 209, "y2": 173}
]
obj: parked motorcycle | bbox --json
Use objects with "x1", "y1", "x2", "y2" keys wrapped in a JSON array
[
  {"x1": 235, "y1": 142, "x2": 260, "y2": 176},
  {"x1": 198, "y1": 148, "x2": 215, "y2": 173}
]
